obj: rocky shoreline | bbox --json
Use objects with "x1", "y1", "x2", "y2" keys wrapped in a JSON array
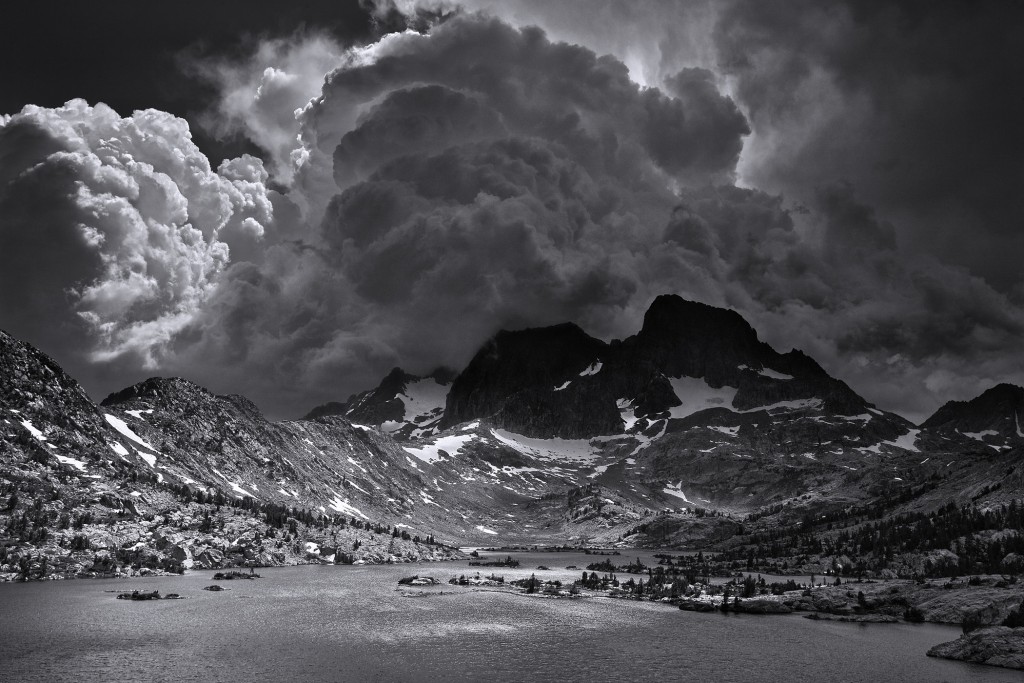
[{"x1": 928, "y1": 626, "x2": 1024, "y2": 670}]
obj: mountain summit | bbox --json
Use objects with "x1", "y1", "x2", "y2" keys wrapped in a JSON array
[
  {"x1": 922, "y1": 383, "x2": 1024, "y2": 450},
  {"x1": 426, "y1": 294, "x2": 878, "y2": 439}
]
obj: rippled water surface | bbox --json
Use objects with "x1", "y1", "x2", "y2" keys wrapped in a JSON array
[{"x1": 0, "y1": 554, "x2": 1019, "y2": 682}]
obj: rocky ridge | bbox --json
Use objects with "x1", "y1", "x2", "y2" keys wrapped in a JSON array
[
  {"x1": 922, "y1": 383, "x2": 1024, "y2": 452},
  {"x1": 5, "y1": 295, "x2": 1024, "y2": 583}
]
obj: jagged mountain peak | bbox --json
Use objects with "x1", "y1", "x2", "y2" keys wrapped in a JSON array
[
  {"x1": 304, "y1": 366, "x2": 454, "y2": 439},
  {"x1": 437, "y1": 295, "x2": 878, "y2": 438},
  {"x1": 440, "y1": 321, "x2": 611, "y2": 436},
  {"x1": 920, "y1": 383, "x2": 1024, "y2": 450}
]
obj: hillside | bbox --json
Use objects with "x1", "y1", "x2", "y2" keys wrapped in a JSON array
[{"x1": 4, "y1": 296, "x2": 1024, "y2": 581}]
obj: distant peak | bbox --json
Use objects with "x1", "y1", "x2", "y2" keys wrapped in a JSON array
[{"x1": 100, "y1": 376, "x2": 211, "y2": 406}]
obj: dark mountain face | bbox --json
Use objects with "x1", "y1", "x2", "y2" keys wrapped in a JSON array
[
  {"x1": 921, "y1": 383, "x2": 1024, "y2": 450},
  {"x1": 436, "y1": 294, "x2": 876, "y2": 439},
  {"x1": 442, "y1": 323, "x2": 616, "y2": 438}
]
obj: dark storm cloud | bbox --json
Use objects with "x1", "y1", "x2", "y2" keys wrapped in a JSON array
[
  {"x1": 2, "y1": 4, "x2": 1023, "y2": 423},
  {"x1": 715, "y1": 0, "x2": 1024, "y2": 290},
  {"x1": 164, "y1": 15, "x2": 753, "y2": 416}
]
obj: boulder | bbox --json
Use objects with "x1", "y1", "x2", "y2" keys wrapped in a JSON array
[
  {"x1": 165, "y1": 544, "x2": 190, "y2": 563},
  {"x1": 195, "y1": 548, "x2": 224, "y2": 568}
]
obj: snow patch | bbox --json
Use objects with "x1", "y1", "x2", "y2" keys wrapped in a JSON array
[
  {"x1": 751, "y1": 398, "x2": 824, "y2": 414},
  {"x1": 709, "y1": 425, "x2": 739, "y2": 437},
  {"x1": 55, "y1": 455, "x2": 87, "y2": 472},
  {"x1": 885, "y1": 429, "x2": 920, "y2": 453},
  {"x1": 475, "y1": 525, "x2": 498, "y2": 535},
  {"x1": 328, "y1": 497, "x2": 368, "y2": 519},
  {"x1": 108, "y1": 441, "x2": 130, "y2": 457},
  {"x1": 617, "y1": 398, "x2": 640, "y2": 432},
  {"x1": 104, "y1": 414, "x2": 157, "y2": 452},
  {"x1": 399, "y1": 377, "x2": 449, "y2": 421},
  {"x1": 125, "y1": 409, "x2": 153, "y2": 419},
  {"x1": 963, "y1": 429, "x2": 999, "y2": 442},
  {"x1": 554, "y1": 380, "x2": 571, "y2": 391},
  {"x1": 662, "y1": 482, "x2": 692, "y2": 505},
  {"x1": 491, "y1": 429, "x2": 600, "y2": 463},
  {"x1": 758, "y1": 368, "x2": 793, "y2": 380},
  {"x1": 579, "y1": 361, "x2": 603, "y2": 377},
  {"x1": 668, "y1": 377, "x2": 737, "y2": 419},
  {"x1": 20, "y1": 420, "x2": 47, "y2": 441},
  {"x1": 404, "y1": 433, "x2": 475, "y2": 463}
]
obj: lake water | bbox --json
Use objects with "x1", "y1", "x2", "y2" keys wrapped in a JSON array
[{"x1": 0, "y1": 551, "x2": 1018, "y2": 682}]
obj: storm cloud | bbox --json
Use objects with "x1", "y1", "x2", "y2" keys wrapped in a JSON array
[{"x1": 0, "y1": 5, "x2": 1022, "y2": 422}]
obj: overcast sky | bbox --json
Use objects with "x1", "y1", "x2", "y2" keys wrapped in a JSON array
[{"x1": 0, "y1": 0, "x2": 1021, "y2": 423}]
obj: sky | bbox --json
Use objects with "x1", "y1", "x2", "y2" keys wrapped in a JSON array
[{"x1": 0, "y1": 0, "x2": 1021, "y2": 423}]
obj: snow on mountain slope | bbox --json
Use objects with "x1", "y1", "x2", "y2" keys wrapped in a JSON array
[
  {"x1": 383, "y1": 376, "x2": 450, "y2": 438},
  {"x1": 667, "y1": 377, "x2": 738, "y2": 419}
]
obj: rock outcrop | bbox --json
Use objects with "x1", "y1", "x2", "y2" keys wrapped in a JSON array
[
  {"x1": 928, "y1": 627, "x2": 1024, "y2": 670},
  {"x1": 921, "y1": 383, "x2": 1024, "y2": 450}
]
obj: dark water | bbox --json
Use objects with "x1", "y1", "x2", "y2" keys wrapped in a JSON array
[{"x1": 0, "y1": 555, "x2": 1018, "y2": 683}]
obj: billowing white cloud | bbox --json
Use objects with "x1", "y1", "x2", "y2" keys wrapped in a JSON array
[{"x1": 0, "y1": 99, "x2": 273, "y2": 372}]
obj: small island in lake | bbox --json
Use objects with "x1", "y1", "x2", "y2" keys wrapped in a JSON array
[
  {"x1": 213, "y1": 570, "x2": 261, "y2": 580},
  {"x1": 116, "y1": 590, "x2": 183, "y2": 601}
]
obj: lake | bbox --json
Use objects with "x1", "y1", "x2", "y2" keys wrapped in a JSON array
[{"x1": 0, "y1": 552, "x2": 1018, "y2": 682}]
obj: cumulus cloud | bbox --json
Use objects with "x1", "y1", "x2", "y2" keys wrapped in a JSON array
[
  {"x1": 2, "y1": 7, "x2": 1023, "y2": 424},
  {"x1": 157, "y1": 14, "x2": 753, "y2": 414},
  {"x1": 190, "y1": 33, "x2": 347, "y2": 184},
  {"x1": 0, "y1": 99, "x2": 273, "y2": 385}
]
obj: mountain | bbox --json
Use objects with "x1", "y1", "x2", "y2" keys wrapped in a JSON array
[
  {"x1": 304, "y1": 367, "x2": 455, "y2": 439},
  {"x1": 441, "y1": 295, "x2": 878, "y2": 440},
  {"x1": 0, "y1": 332, "x2": 483, "y2": 581},
  {"x1": 5, "y1": 295, "x2": 1024, "y2": 582},
  {"x1": 921, "y1": 384, "x2": 1024, "y2": 451},
  {"x1": 323, "y1": 294, "x2": 1003, "y2": 518}
]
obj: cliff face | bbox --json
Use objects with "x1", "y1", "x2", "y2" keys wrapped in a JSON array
[{"x1": 442, "y1": 323, "x2": 615, "y2": 437}]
